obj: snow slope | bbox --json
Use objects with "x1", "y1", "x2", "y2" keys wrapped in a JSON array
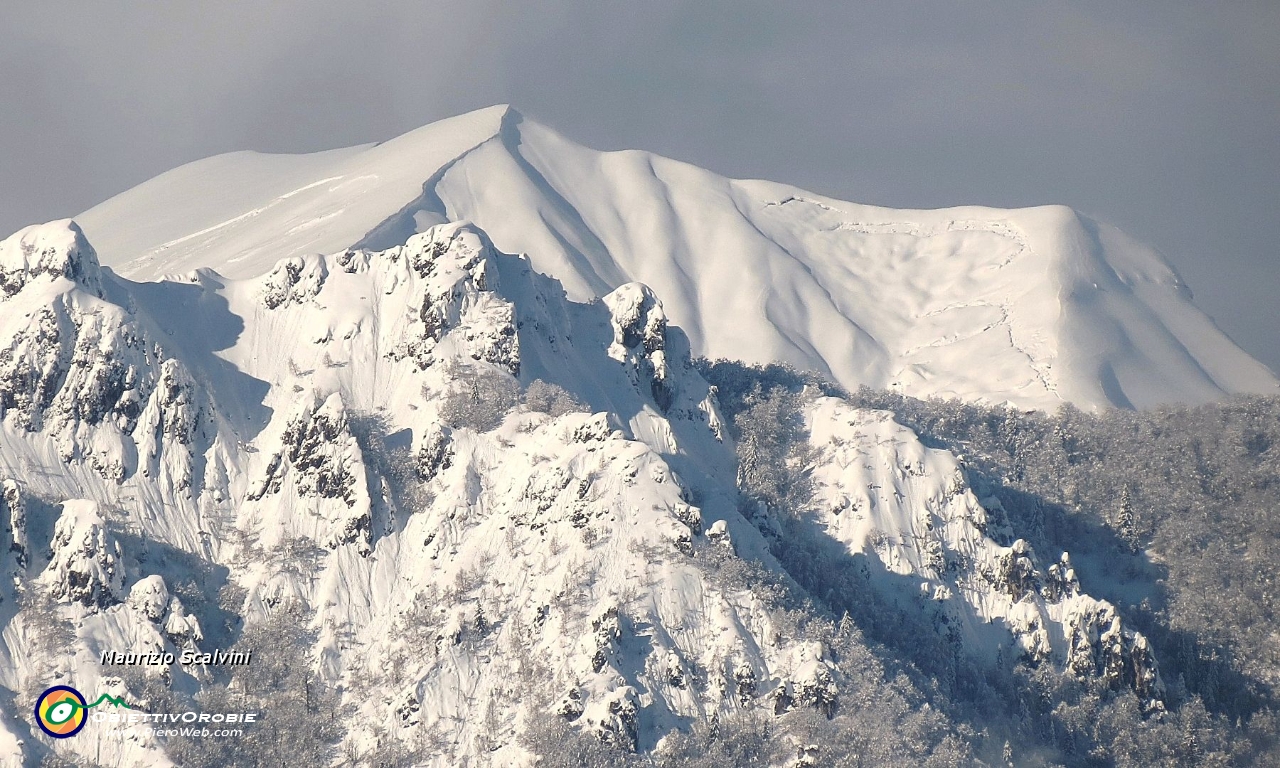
[
  {"x1": 76, "y1": 106, "x2": 1277, "y2": 411},
  {"x1": 0, "y1": 219, "x2": 1164, "y2": 765},
  {"x1": 802, "y1": 398, "x2": 1158, "y2": 700}
]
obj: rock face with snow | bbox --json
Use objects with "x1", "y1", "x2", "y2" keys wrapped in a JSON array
[
  {"x1": 249, "y1": 390, "x2": 375, "y2": 555},
  {"x1": 0, "y1": 110, "x2": 1261, "y2": 763},
  {"x1": 0, "y1": 219, "x2": 772, "y2": 764},
  {"x1": 803, "y1": 399, "x2": 1161, "y2": 704},
  {"x1": 2, "y1": 479, "x2": 27, "y2": 574},
  {"x1": 0, "y1": 219, "x2": 102, "y2": 299},
  {"x1": 605, "y1": 283, "x2": 672, "y2": 406},
  {"x1": 0, "y1": 215, "x2": 1178, "y2": 765},
  {"x1": 126, "y1": 575, "x2": 203, "y2": 648},
  {"x1": 41, "y1": 501, "x2": 125, "y2": 609},
  {"x1": 0, "y1": 220, "x2": 220, "y2": 490}
]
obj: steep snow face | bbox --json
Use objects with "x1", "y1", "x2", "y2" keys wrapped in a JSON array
[
  {"x1": 75, "y1": 107, "x2": 1276, "y2": 411},
  {"x1": 803, "y1": 399, "x2": 1160, "y2": 703}
]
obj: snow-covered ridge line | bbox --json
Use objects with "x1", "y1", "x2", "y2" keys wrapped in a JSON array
[{"x1": 73, "y1": 105, "x2": 1278, "y2": 412}]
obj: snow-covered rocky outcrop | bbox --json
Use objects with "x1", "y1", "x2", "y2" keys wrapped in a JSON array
[
  {"x1": 605, "y1": 283, "x2": 672, "y2": 408},
  {"x1": 0, "y1": 221, "x2": 223, "y2": 493},
  {"x1": 0, "y1": 219, "x2": 103, "y2": 299},
  {"x1": 803, "y1": 398, "x2": 1161, "y2": 704},
  {"x1": 248, "y1": 390, "x2": 377, "y2": 556},
  {"x1": 0, "y1": 216, "x2": 1171, "y2": 765},
  {"x1": 2, "y1": 478, "x2": 27, "y2": 576},
  {"x1": 40, "y1": 501, "x2": 126, "y2": 609}
]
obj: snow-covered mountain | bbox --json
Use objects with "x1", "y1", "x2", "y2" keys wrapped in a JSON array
[
  {"x1": 1, "y1": 214, "x2": 1165, "y2": 766},
  {"x1": 1, "y1": 108, "x2": 1271, "y2": 765},
  {"x1": 75, "y1": 106, "x2": 1276, "y2": 413}
]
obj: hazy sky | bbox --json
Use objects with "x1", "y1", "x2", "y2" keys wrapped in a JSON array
[{"x1": 2, "y1": 2, "x2": 1277, "y2": 373}]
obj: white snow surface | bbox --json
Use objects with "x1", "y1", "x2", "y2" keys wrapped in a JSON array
[
  {"x1": 0, "y1": 217, "x2": 1168, "y2": 765},
  {"x1": 0, "y1": 219, "x2": 769, "y2": 765},
  {"x1": 75, "y1": 105, "x2": 1277, "y2": 411},
  {"x1": 802, "y1": 398, "x2": 1159, "y2": 699},
  {"x1": 0, "y1": 106, "x2": 1260, "y2": 763}
]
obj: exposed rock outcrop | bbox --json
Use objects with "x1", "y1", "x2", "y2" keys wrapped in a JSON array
[
  {"x1": 41, "y1": 501, "x2": 125, "y2": 609},
  {"x1": 251, "y1": 391, "x2": 373, "y2": 555},
  {"x1": 605, "y1": 283, "x2": 673, "y2": 410},
  {"x1": 390, "y1": 223, "x2": 519, "y2": 375},
  {"x1": 0, "y1": 220, "x2": 103, "y2": 299}
]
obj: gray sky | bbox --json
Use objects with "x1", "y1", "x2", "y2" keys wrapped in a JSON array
[{"x1": 2, "y1": 2, "x2": 1277, "y2": 373}]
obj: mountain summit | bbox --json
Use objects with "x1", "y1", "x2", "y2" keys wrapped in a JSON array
[
  {"x1": 76, "y1": 105, "x2": 1277, "y2": 412},
  {"x1": 2, "y1": 108, "x2": 1274, "y2": 766}
]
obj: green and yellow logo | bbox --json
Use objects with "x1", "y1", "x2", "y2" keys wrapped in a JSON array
[{"x1": 35, "y1": 686, "x2": 131, "y2": 739}]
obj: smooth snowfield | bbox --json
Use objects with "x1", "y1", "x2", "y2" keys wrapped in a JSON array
[{"x1": 76, "y1": 105, "x2": 1277, "y2": 412}]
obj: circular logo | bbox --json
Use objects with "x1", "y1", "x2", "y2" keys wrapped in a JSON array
[{"x1": 35, "y1": 686, "x2": 88, "y2": 738}]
